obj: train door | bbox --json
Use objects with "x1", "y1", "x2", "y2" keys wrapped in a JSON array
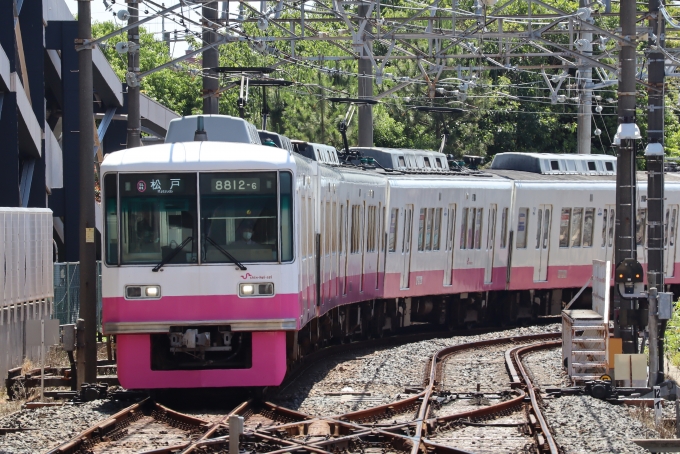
[
  {"x1": 484, "y1": 205, "x2": 497, "y2": 284},
  {"x1": 401, "y1": 205, "x2": 414, "y2": 289},
  {"x1": 533, "y1": 204, "x2": 551, "y2": 282},
  {"x1": 444, "y1": 204, "x2": 456, "y2": 286},
  {"x1": 602, "y1": 204, "x2": 615, "y2": 265},
  {"x1": 665, "y1": 205, "x2": 678, "y2": 277}
]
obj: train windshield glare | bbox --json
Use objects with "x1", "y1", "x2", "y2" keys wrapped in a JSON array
[{"x1": 104, "y1": 171, "x2": 293, "y2": 266}]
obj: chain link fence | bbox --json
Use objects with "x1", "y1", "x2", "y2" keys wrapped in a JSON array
[{"x1": 52, "y1": 262, "x2": 102, "y2": 332}]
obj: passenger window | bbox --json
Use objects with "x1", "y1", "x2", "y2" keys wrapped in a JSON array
[
  {"x1": 601, "y1": 209, "x2": 608, "y2": 247},
  {"x1": 467, "y1": 208, "x2": 476, "y2": 249},
  {"x1": 536, "y1": 208, "x2": 543, "y2": 249},
  {"x1": 332, "y1": 202, "x2": 337, "y2": 253},
  {"x1": 398, "y1": 156, "x2": 406, "y2": 167},
  {"x1": 551, "y1": 161, "x2": 559, "y2": 170},
  {"x1": 460, "y1": 208, "x2": 469, "y2": 249},
  {"x1": 559, "y1": 208, "x2": 572, "y2": 248},
  {"x1": 351, "y1": 205, "x2": 362, "y2": 253},
  {"x1": 671, "y1": 208, "x2": 677, "y2": 247},
  {"x1": 307, "y1": 198, "x2": 314, "y2": 258},
  {"x1": 424, "y1": 157, "x2": 431, "y2": 168},
  {"x1": 418, "y1": 208, "x2": 426, "y2": 251},
  {"x1": 487, "y1": 207, "x2": 496, "y2": 250},
  {"x1": 104, "y1": 173, "x2": 118, "y2": 265},
  {"x1": 588, "y1": 161, "x2": 597, "y2": 171},
  {"x1": 571, "y1": 208, "x2": 583, "y2": 247},
  {"x1": 516, "y1": 208, "x2": 529, "y2": 249},
  {"x1": 339, "y1": 204, "x2": 345, "y2": 254},
  {"x1": 500, "y1": 207, "x2": 509, "y2": 249},
  {"x1": 474, "y1": 208, "x2": 483, "y2": 249},
  {"x1": 542, "y1": 208, "x2": 551, "y2": 249},
  {"x1": 325, "y1": 201, "x2": 331, "y2": 256},
  {"x1": 636, "y1": 209, "x2": 647, "y2": 246},
  {"x1": 605, "y1": 162, "x2": 614, "y2": 171},
  {"x1": 433, "y1": 208, "x2": 442, "y2": 250},
  {"x1": 608, "y1": 209, "x2": 615, "y2": 247},
  {"x1": 425, "y1": 208, "x2": 434, "y2": 250},
  {"x1": 582, "y1": 208, "x2": 595, "y2": 247},
  {"x1": 367, "y1": 206, "x2": 377, "y2": 252},
  {"x1": 665, "y1": 209, "x2": 670, "y2": 246},
  {"x1": 388, "y1": 208, "x2": 399, "y2": 252}
]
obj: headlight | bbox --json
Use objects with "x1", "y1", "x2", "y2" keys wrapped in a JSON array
[
  {"x1": 125, "y1": 285, "x2": 161, "y2": 299},
  {"x1": 239, "y1": 283, "x2": 274, "y2": 297}
]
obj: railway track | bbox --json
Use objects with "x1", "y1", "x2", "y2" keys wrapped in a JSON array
[{"x1": 43, "y1": 330, "x2": 563, "y2": 454}]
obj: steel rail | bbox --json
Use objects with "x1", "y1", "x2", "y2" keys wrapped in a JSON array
[{"x1": 510, "y1": 340, "x2": 562, "y2": 454}]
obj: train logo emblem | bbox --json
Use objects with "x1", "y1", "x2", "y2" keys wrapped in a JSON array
[
  {"x1": 137, "y1": 180, "x2": 146, "y2": 192},
  {"x1": 240, "y1": 272, "x2": 272, "y2": 280}
]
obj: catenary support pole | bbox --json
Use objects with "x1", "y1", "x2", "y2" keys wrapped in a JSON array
[
  {"x1": 577, "y1": 4, "x2": 593, "y2": 154},
  {"x1": 357, "y1": 4, "x2": 373, "y2": 147},
  {"x1": 647, "y1": 0, "x2": 666, "y2": 383},
  {"x1": 203, "y1": 1, "x2": 219, "y2": 114},
  {"x1": 77, "y1": 0, "x2": 98, "y2": 385},
  {"x1": 615, "y1": 0, "x2": 639, "y2": 353},
  {"x1": 127, "y1": 1, "x2": 141, "y2": 148}
]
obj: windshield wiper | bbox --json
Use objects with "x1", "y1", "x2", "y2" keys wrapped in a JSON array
[
  {"x1": 205, "y1": 236, "x2": 247, "y2": 270},
  {"x1": 152, "y1": 236, "x2": 193, "y2": 272}
]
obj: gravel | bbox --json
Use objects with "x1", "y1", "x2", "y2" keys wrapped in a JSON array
[
  {"x1": 274, "y1": 324, "x2": 561, "y2": 416},
  {"x1": 523, "y1": 347, "x2": 572, "y2": 389},
  {"x1": 0, "y1": 400, "x2": 130, "y2": 454}
]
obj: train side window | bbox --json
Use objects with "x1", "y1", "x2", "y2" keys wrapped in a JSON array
[
  {"x1": 433, "y1": 208, "x2": 442, "y2": 250},
  {"x1": 351, "y1": 205, "x2": 362, "y2": 254},
  {"x1": 588, "y1": 161, "x2": 597, "y2": 171},
  {"x1": 104, "y1": 173, "x2": 118, "y2": 265},
  {"x1": 608, "y1": 209, "x2": 615, "y2": 247},
  {"x1": 500, "y1": 207, "x2": 509, "y2": 249},
  {"x1": 418, "y1": 208, "x2": 426, "y2": 251},
  {"x1": 665, "y1": 209, "x2": 670, "y2": 246},
  {"x1": 671, "y1": 208, "x2": 677, "y2": 247},
  {"x1": 535, "y1": 209, "x2": 543, "y2": 249},
  {"x1": 582, "y1": 208, "x2": 595, "y2": 248},
  {"x1": 280, "y1": 172, "x2": 294, "y2": 261},
  {"x1": 550, "y1": 160, "x2": 559, "y2": 171},
  {"x1": 605, "y1": 162, "x2": 614, "y2": 171},
  {"x1": 487, "y1": 207, "x2": 496, "y2": 250},
  {"x1": 467, "y1": 208, "x2": 476, "y2": 250},
  {"x1": 515, "y1": 208, "x2": 529, "y2": 249},
  {"x1": 308, "y1": 198, "x2": 315, "y2": 258},
  {"x1": 332, "y1": 202, "x2": 338, "y2": 253},
  {"x1": 398, "y1": 156, "x2": 406, "y2": 168},
  {"x1": 339, "y1": 204, "x2": 345, "y2": 254},
  {"x1": 301, "y1": 199, "x2": 308, "y2": 258},
  {"x1": 460, "y1": 208, "x2": 469, "y2": 250},
  {"x1": 424, "y1": 157, "x2": 432, "y2": 168},
  {"x1": 474, "y1": 208, "x2": 483, "y2": 249},
  {"x1": 601, "y1": 209, "x2": 608, "y2": 247},
  {"x1": 636, "y1": 209, "x2": 647, "y2": 246},
  {"x1": 425, "y1": 208, "x2": 434, "y2": 250},
  {"x1": 325, "y1": 201, "x2": 332, "y2": 256},
  {"x1": 382, "y1": 206, "x2": 387, "y2": 252},
  {"x1": 389, "y1": 208, "x2": 399, "y2": 252},
  {"x1": 435, "y1": 158, "x2": 443, "y2": 168},
  {"x1": 542, "y1": 208, "x2": 551, "y2": 249},
  {"x1": 367, "y1": 205, "x2": 377, "y2": 252},
  {"x1": 559, "y1": 208, "x2": 571, "y2": 248},
  {"x1": 571, "y1": 208, "x2": 583, "y2": 247}
]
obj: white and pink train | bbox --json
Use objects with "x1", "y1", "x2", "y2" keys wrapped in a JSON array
[{"x1": 100, "y1": 115, "x2": 680, "y2": 389}]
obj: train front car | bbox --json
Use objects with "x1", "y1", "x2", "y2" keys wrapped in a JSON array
[{"x1": 101, "y1": 117, "x2": 297, "y2": 389}]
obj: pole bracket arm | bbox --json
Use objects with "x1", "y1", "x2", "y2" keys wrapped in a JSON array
[{"x1": 74, "y1": 39, "x2": 96, "y2": 52}]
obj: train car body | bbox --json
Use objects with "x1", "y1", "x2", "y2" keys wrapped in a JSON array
[{"x1": 101, "y1": 116, "x2": 680, "y2": 390}]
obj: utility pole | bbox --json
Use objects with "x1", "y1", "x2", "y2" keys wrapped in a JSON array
[
  {"x1": 77, "y1": 0, "x2": 98, "y2": 386},
  {"x1": 576, "y1": 5, "x2": 593, "y2": 154},
  {"x1": 357, "y1": 4, "x2": 373, "y2": 147},
  {"x1": 203, "y1": 1, "x2": 219, "y2": 115},
  {"x1": 646, "y1": 0, "x2": 666, "y2": 384},
  {"x1": 614, "y1": 0, "x2": 640, "y2": 354},
  {"x1": 127, "y1": 1, "x2": 141, "y2": 148}
]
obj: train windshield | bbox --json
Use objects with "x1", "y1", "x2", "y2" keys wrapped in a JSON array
[
  {"x1": 118, "y1": 173, "x2": 198, "y2": 265},
  {"x1": 106, "y1": 171, "x2": 293, "y2": 265},
  {"x1": 200, "y1": 172, "x2": 280, "y2": 263}
]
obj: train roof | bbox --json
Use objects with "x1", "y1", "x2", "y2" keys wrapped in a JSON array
[
  {"x1": 490, "y1": 152, "x2": 617, "y2": 175},
  {"x1": 350, "y1": 147, "x2": 449, "y2": 171},
  {"x1": 292, "y1": 140, "x2": 340, "y2": 165},
  {"x1": 165, "y1": 115, "x2": 261, "y2": 145},
  {"x1": 101, "y1": 141, "x2": 295, "y2": 172}
]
